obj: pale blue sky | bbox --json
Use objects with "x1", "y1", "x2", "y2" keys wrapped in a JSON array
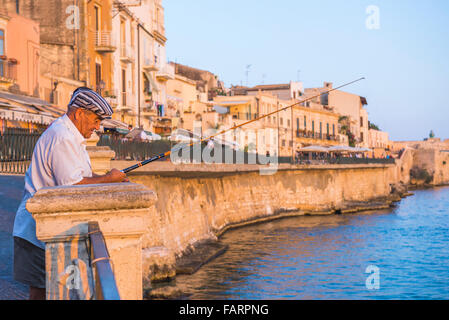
[{"x1": 164, "y1": 0, "x2": 449, "y2": 141}]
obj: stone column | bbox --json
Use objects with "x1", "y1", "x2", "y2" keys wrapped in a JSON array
[
  {"x1": 26, "y1": 183, "x2": 157, "y2": 300},
  {"x1": 86, "y1": 131, "x2": 116, "y2": 175}
]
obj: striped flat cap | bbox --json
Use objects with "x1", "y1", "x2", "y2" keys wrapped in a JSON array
[{"x1": 68, "y1": 87, "x2": 113, "y2": 120}]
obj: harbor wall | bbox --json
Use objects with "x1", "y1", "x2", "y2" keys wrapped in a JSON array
[{"x1": 112, "y1": 162, "x2": 400, "y2": 282}]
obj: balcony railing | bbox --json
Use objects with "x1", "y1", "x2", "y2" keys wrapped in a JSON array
[
  {"x1": 120, "y1": 45, "x2": 135, "y2": 63},
  {"x1": 94, "y1": 31, "x2": 117, "y2": 52},
  {"x1": 118, "y1": 92, "x2": 135, "y2": 111},
  {"x1": 155, "y1": 63, "x2": 175, "y2": 81},
  {"x1": 0, "y1": 58, "x2": 18, "y2": 83},
  {"x1": 295, "y1": 129, "x2": 339, "y2": 142},
  {"x1": 231, "y1": 113, "x2": 259, "y2": 121},
  {"x1": 143, "y1": 57, "x2": 159, "y2": 71}
]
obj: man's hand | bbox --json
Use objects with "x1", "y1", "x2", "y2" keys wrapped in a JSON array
[
  {"x1": 104, "y1": 168, "x2": 128, "y2": 183},
  {"x1": 75, "y1": 168, "x2": 128, "y2": 185}
]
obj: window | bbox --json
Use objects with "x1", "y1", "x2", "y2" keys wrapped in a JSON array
[
  {"x1": 121, "y1": 69, "x2": 126, "y2": 106},
  {"x1": 360, "y1": 117, "x2": 363, "y2": 127},
  {"x1": 319, "y1": 122, "x2": 322, "y2": 135},
  {"x1": 0, "y1": 29, "x2": 4, "y2": 56},
  {"x1": 120, "y1": 19, "x2": 126, "y2": 45},
  {"x1": 326, "y1": 123, "x2": 329, "y2": 135},
  {"x1": 95, "y1": 63, "x2": 102, "y2": 92},
  {"x1": 312, "y1": 120, "x2": 315, "y2": 132},
  {"x1": 361, "y1": 132, "x2": 364, "y2": 142},
  {"x1": 287, "y1": 119, "x2": 290, "y2": 127},
  {"x1": 282, "y1": 140, "x2": 285, "y2": 147},
  {"x1": 332, "y1": 124, "x2": 335, "y2": 136},
  {"x1": 94, "y1": 6, "x2": 100, "y2": 32},
  {"x1": 280, "y1": 118, "x2": 283, "y2": 126},
  {"x1": 304, "y1": 116, "x2": 306, "y2": 129},
  {"x1": 16, "y1": 0, "x2": 19, "y2": 14},
  {"x1": 296, "y1": 118, "x2": 299, "y2": 130}
]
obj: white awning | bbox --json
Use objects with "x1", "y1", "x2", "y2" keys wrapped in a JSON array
[{"x1": 144, "y1": 71, "x2": 159, "y2": 93}]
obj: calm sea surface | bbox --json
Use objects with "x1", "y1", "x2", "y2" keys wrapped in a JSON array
[{"x1": 173, "y1": 187, "x2": 449, "y2": 299}]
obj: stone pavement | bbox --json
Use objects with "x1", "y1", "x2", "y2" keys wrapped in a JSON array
[{"x1": 0, "y1": 175, "x2": 28, "y2": 300}]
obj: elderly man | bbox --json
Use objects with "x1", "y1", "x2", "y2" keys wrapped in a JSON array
[{"x1": 13, "y1": 87, "x2": 128, "y2": 300}]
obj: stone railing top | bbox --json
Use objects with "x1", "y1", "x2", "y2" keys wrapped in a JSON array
[
  {"x1": 86, "y1": 146, "x2": 116, "y2": 158},
  {"x1": 27, "y1": 183, "x2": 157, "y2": 214}
]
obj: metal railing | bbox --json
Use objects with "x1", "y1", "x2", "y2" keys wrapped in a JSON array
[
  {"x1": 294, "y1": 153, "x2": 396, "y2": 165},
  {"x1": 120, "y1": 44, "x2": 135, "y2": 62},
  {"x1": 88, "y1": 221, "x2": 120, "y2": 300},
  {"x1": 98, "y1": 134, "x2": 172, "y2": 161},
  {"x1": 94, "y1": 31, "x2": 116, "y2": 49},
  {"x1": 231, "y1": 113, "x2": 259, "y2": 121},
  {"x1": 0, "y1": 128, "x2": 42, "y2": 174},
  {"x1": 296, "y1": 130, "x2": 339, "y2": 142},
  {"x1": 0, "y1": 58, "x2": 18, "y2": 82}
]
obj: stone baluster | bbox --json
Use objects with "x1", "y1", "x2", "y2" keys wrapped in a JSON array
[{"x1": 26, "y1": 183, "x2": 157, "y2": 300}]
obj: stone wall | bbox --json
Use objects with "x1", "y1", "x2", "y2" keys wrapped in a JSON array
[{"x1": 115, "y1": 162, "x2": 398, "y2": 282}]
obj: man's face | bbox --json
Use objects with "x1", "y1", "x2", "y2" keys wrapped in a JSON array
[{"x1": 77, "y1": 108, "x2": 102, "y2": 138}]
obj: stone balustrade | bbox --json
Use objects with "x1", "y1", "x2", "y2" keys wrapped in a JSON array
[{"x1": 26, "y1": 182, "x2": 157, "y2": 300}]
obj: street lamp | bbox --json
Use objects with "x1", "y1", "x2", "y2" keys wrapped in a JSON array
[{"x1": 98, "y1": 80, "x2": 105, "y2": 95}]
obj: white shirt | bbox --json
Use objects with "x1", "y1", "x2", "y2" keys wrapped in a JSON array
[{"x1": 13, "y1": 114, "x2": 93, "y2": 249}]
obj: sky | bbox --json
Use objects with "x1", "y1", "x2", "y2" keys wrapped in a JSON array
[{"x1": 164, "y1": 0, "x2": 449, "y2": 141}]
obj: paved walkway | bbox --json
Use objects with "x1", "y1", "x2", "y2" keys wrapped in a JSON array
[{"x1": 0, "y1": 175, "x2": 28, "y2": 300}]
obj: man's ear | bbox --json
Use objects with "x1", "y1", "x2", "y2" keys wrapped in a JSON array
[{"x1": 73, "y1": 108, "x2": 84, "y2": 120}]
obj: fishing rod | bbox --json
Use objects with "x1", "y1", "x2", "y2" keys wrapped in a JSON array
[{"x1": 121, "y1": 77, "x2": 365, "y2": 173}]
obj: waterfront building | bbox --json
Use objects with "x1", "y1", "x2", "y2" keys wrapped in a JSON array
[
  {"x1": 368, "y1": 128, "x2": 391, "y2": 158},
  {"x1": 243, "y1": 81, "x2": 304, "y2": 100},
  {"x1": 305, "y1": 82, "x2": 369, "y2": 148},
  {"x1": 0, "y1": 8, "x2": 63, "y2": 131},
  {"x1": 0, "y1": 0, "x2": 115, "y2": 109},
  {"x1": 218, "y1": 83, "x2": 347, "y2": 157},
  {"x1": 112, "y1": 0, "x2": 173, "y2": 132},
  {"x1": 318, "y1": 82, "x2": 369, "y2": 148},
  {"x1": 0, "y1": 8, "x2": 38, "y2": 96},
  {"x1": 166, "y1": 62, "x2": 228, "y2": 138}
]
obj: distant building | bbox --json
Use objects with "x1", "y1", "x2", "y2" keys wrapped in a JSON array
[
  {"x1": 214, "y1": 90, "x2": 344, "y2": 157},
  {"x1": 307, "y1": 81, "x2": 369, "y2": 148},
  {"x1": 231, "y1": 81, "x2": 304, "y2": 100},
  {"x1": 0, "y1": 8, "x2": 39, "y2": 96}
]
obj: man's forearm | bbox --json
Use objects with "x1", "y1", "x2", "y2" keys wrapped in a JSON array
[
  {"x1": 74, "y1": 175, "x2": 110, "y2": 185},
  {"x1": 74, "y1": 168, "x2": 127, "y2": 185}
]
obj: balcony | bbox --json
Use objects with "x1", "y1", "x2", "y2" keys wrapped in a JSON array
[
  {"x1": 0, "y1": 57, "x2": 18, "y2": 86},
  {"x1": 142, "y1": 57, "x2": 159, "y2": 72},
  {"x1": 120, "y1": 45, "x2": 135, "y2": 64},
  {"x1": 231, "y1": 113, "x2": 259, "y2": 121},
  {"x1": 103, "y1": 89, "x2": 118, "y2": 107},
  {"x1": 295, "y1": 129, "x2": 340, "y2": 142},
  {"x1": 155, "y1": 64, "x2": 175, "y2": 81},
  {"x1": 94, "y1": 31, "x2": 117, "y2": 52},
  {"x1": 116, "y1": 92, "x2": 135, "y2": 112}
]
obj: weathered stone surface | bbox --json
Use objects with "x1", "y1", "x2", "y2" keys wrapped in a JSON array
[
  {"x1": 28, "y1": 183, "x2": 157, "y2": 300},
  {"x1": 175, "y1": 240, "x2": 228, "y2": 275},
  {"x1": 27, "y1": 183, "x2": 156, "y2": 213},
  {"x1": 142, "y1": 247, "x2": 176, "y2": 285},
  {"x1": 124, "y1": 162, "x2": 398, "y2": 284}
]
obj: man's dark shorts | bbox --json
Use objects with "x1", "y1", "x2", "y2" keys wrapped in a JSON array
[{"x1": 13, "y1": 237, "x2": 45, "y2": 289}]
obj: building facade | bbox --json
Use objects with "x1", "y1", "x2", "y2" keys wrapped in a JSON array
[{"x1": 0, "y1": 8, "x2": 39, "y2": 96}]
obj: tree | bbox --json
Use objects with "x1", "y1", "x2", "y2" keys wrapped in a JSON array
[
  {"x1": 369, "y1": 121, "x2": 380, "y2": 131},
  {"x1": 429, "y1": 130, "x2": 435, "y2": 138}
]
